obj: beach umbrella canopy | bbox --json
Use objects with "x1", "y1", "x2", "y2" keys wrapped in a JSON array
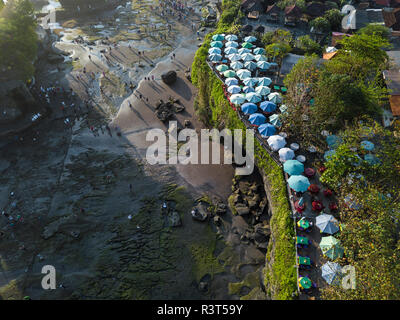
[
  {"x1": 280, "y1": 104, "x2": 288, "y2": 114},
  {"x1": 299, "y1": 277, "x2": 312, "y2": 290},
  {"x1": 287, "y1": 175, "x2": 310, "y2": 192},
  {"x1": 326, "y1": 135, "x2": 342, "y2": 148},
  {"x1": 320, "y1": 236, "x2": 344, "y2": 260},
  {"x1": 228, "y1": 53, "x2": 242, "y2": 61},
  {"x1": 243, "y1": 86, "x2": 255, "y2": 93},
  {"x1": 244, "y1": 36, "x2": 257, "y2": 42},
  {"x1": 255, "y1": 85, "x2": 271, "y2": 96},
  {"x1": 242, "y1": 41, "x2": 253, "y2": 48},
  {"x1": 243, "y1": 77, "x2": 258, "y2": 87},
  {"x1": 249, "y1": 113, "x2": 266, "y2": 125},
  {"x1": 316, "y1": 214, "x2": 340, "y2": 234},
  {"x1": 267, "y1": 135, "x2": 286, "y2": 151},
  {"x1": 244, "y1": 61, "x2": 257, "y2": 71},
  {"x1": 237, "y1": 69, "x2": 252, "y2": 80},
  {"x1": 225, "y1": 34, "x2": 238, "y2": 41},
  {"x1": 238, "y1": 47, "x2": 251, "y2": 55},
  {"x1": 241, "y1": 53, "x2": 255, "y2": 61},
  {"x1": 216, "y1": 64, "x2": 229, "y2": 72},
  {"x1": 279, "y1": 147, "x2": 295, "y2": 161},
  {"x1": 360, "y1": 140, "x2": 375, "y2": 151},
  {"x1": 223, "y1": 70, "x2": 236, "y2": 78},
  {"x1": 212, "y1": 34, "x2": 224, "y2": 41},
  {"x1": 241, "y1": 103, "x2": 258, "y2": 115},
  {"x1": 209, "y1": 53, "x2": 222, "y2": 61},
  {"x1": 269, "y1": 114, "x2": 281, "y2": 127},
  {"x1": 230, "y1": 61, "x2": 244, "y2": 70},
  {"x1": 260, "y1": 101, "x2": 276, "y2": 113},
  {"x1": 258, "y1": 77, "x2": 272, "y2": 86},
  {"x1": 257, "y1": 61, "x2": 271, "y2": 70},
  {"x1": 226, "y1": 41, "x2": 239, "y2": 48},
  {"x1": 224, "y1": 47, "x2": 238, "y2": 55},
  {"x1": 253, "y1": 47, "x2": 266, "y2": 55},
  {"x1": 230, "y1": 94, "x2": 246, "y2": 105},
  {"x1": 324, "y1": 150, "x2": 336, "y2": 161},
  {"x1": 364, "y1": 153, "x2": 380, "y2": 165},
  {"x1": 268, "y1": 92, "x2": 282, "y2": 104},
  {"x1": 258, "y1": 123, "x2": 276, "y2": 137},
  {"x1": 255, "y1": 54, "x2": 267, "y2": 62},
  {"x1": 225, "y1": 77, "x2": 238, "y2": 86},
  {"x1": 321, "y1": 262, "x2": 342, "y2": 285},
  {"x1": 211, "y1": 41, "x2": 223, "y2": 48},
  {"x1": 283, "y1": 160, "x2": 304, "y2": 175},
  {"x1": 245, "y1": 92, "x2": 262, "y2": 103},
  {"x1": 208, "y1": 47, "x2": 221, "y2": 54},
  {"x1": 227, "y1": 85, "x2": 241, "y2": 94}
]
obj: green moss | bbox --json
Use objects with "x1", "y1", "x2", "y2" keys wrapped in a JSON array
[
  {"x1": 0, "y1": 279, "x2": 23, "y2": 300},
  {"x1": 228, "y1": 194, "x2": 238, "y2": 215},
  {"x1": 163, "y1": 184, "x2": 193, "y2": 215},
  {"x1": 228, "y1": 270, "x2": 259, "y2": 296}
]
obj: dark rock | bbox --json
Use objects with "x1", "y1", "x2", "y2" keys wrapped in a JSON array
[
  {"x1": 235, "y1": 204, "x2": 250, "y2": 216},
  {"x1": 161, "y1": 70, "x2": 177, "y2": 85},
  {"x1": 255, "y1": 25, "x2": 265, "y2": 33},
  {"x1": 215, "y1": 203, "x2": 227, "y2": 215},
  {"x1": 213, "y1": 215, "x2": 222, "y2": 226},
  {"x1": 191, "y1": 205, "x2": 208, "y2": 221}
]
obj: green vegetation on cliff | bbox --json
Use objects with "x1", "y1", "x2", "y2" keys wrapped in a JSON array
[{"x1": 191, "y1": 0, "x2": 297, "y2": 299}]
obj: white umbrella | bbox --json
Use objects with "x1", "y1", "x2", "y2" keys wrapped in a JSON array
[
  {"x1": 237, "y1": 69, "x2": 252, "y2": 80},
  {"x1": 226, "y1": 41, "x2": 239, "y2": 48},
  {"x1": 238, "y1": 47, "x2": 251, "y2": 55},
  {"x1": 230, "y1": 94, "x2": 246, "y2": 105},
  {"x1": 225, "y1": 77, "x2": 238, "y2": 86},
  {"x1": 268, "y1": 92, "x2": 282, "y2": 104},
  {"x1": 241, "y1": 53, "x2": 255, "y2": 61},
  {"x1": 245, "y1": 92, "x2": 262, "y2": 103},
  {"x1": 224, "y1": 47, "x2": 238, "y2": 55},
  {"x1": 279, "y1": 147, "x2": 295, "y2": 161},
  {"x1": 267, "y1": 135, "x2": 287, "y2": 151},
  {"x1": 258, "y1": 77, "x2": 272, "y2": 86},
  {"x1": 244, "y1": 36, "x2": 257, "y2": 42},
  {"x1": 316, "y1": 214, "x2": 340, "y2": 234},
  {"x1": 225, "y1": 34, "x2": 238, "y2": 41},
  {"x1": 321, "y1": 262, "x2": 342, "y2": 285},
  {"x1": 228, "y1": 53, "x2": 242, "y2": 61},
  {"x1": 243, "y1": 77, "x2": 258, "y2": 87},
  {"x1": 230, "y1": 61, "x2": 244, "y2": 70},
  {"x1": 244, "y1": 61, "x2": 257, "y2": 71},
  {"x1": 255, "y1": 85, "x2": 271, "y2": 96},
  {"x1": 227, "y1": 85, "x2": 241, "y2": 94},
  {"x1": 255, "y1": 54, "x2": 267, "y2": 62}
]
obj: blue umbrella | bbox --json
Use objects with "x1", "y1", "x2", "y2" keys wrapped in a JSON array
[
  {"x1": 212, "y1": 34, "x2": 224, "y2": 41},
  {"x1": 260, "y1": 101, "x2": 277, "y2": 113},
  {"x1": 287, "y1": 175, "x2": 310, "y2": 192},
  {"x1": 324, "y1": 150, "x2": 336, "y2": 161},
  {"x1": 364, "y1": 153, "x2": 380, "y2": 165},
  {"x1": 243, "y1": 86, "x2": 255, "y2": 93},
  {"x1": 253, "y1": 47, "x2": 266, "y2": 55},
  {"x1": 241, "y1": 103, "x2": 258, "y2": 115},
  {"x1": 208, "y1": 47, "x2": 221, "y2": 54},
  {"x1": 255, "y1": 54, "x2": 267, "y2": 62},
  {"x1": 226, "y1": 41, "x2": 239, "y2": 48},
  {"x1": 316, "y1": 214, "x2": 340, "y2": 234},
  {"x1": 209, "y1": 53, "x2": 222, "y2": 61},
  {"x1": 227, "y1": 85, "x2": 241, "y2": 94},
  {"x1": 249, "y1": 113, "x2": 266, "y2": 126},
  {"x1": 224, "y1": 47, "x2": 238, "y2": 55},
  {"x1": 326, "y1": 135, "x2": 342, "y2": 148},
  {"x1": 225, "y1": 34, "x2": 238, "y2": 41},
  {"x1": 238, "y1": 47, "x2": 251, "y2": 55},
  {"x1": 258, "y1": 123, "x2": 276, "y2": 136},
  {"x1": 244, "y1": 61, "x2": 257, "y2": 71},
  {"x1": 360, "y1": 140, "x2": 375, "y2": 151},
  {"x1": 244, "y1": 36, "x2": 257, "y2": 42},
  {"x1": 225, "y1": 77, "x2": 238, "y2": 86},
  {"x1": 211, "y1": 41, "x2": 223, "y2": 48},
  {"x1": 246, "y1": 92, "x2": 262, "y2": 103},
  {"x1": 269, "y1": 114, "x2": 281, "y2": 126},
  {"x1": 243, "y1": 77, "x2": 258, "y2": 87},
  {"x1": 255, "y1": 85, "x2": 271, "y2": 96},
  {"x1": 321, "y1": 262, "x2": 342, "y2": 285},
  {"x1": 257, "y1": 61, "x2": 271, "y2": 70},
  {"x1": 283, "y1": 160, "x2": 304, "y2": 175},
  {"x1": 258, "y1": 77, "x2": 272, "y2": 86}
]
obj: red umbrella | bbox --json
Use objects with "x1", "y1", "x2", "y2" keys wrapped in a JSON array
[
  {"x1": 295, "y1": 200, "x2": 305, "y2": 212},
  {"x1": 304, "y1": 168, "x2": 316, "y2": 178},
  {"x1": 312, "y1": 200, "x2": 324, "y2": 212},
  {"x1": 329, "y1": 202, "x2": 338, "y2": 211},
  {"x1": 308, "y1": 184, "x2": 320, "y2": 194},
  {"x1": 323, "y1": 189, "x2": 333, "y2": 197}
]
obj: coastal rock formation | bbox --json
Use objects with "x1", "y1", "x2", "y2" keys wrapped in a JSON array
[{"x1": 161, "y1": 71, "x2": 177, "y2": 85}]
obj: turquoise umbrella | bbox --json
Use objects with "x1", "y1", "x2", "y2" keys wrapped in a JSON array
[
  {"x1": 283, "y1": 160, "x2": 304, "y2": 175},
  {"x1": 242, "y1": 42, "x2": 253, "y2": 48},
  {"x1": 364, "y1": 153, "x2": 380, "y2": 165},
  {"x1": 249, "y1": 113, "x2": 266, "y2": 125},
  {"x1": 212, "y1": 34, "x2": 224, "y2": 41},
  {"x1": 324, "y1": 150, "x2": 336, "y2": 161},
  {"x1": 244, "y1": 36, "x2": 257, "y2": 42},
  {"x1": 360, "y1": 140, "x2": 375, "y2": 151},
  {"x1": 287, "y1": 175, "x2": 310, "y2": 192},
  {"x1": 257, "y1": 61, "x2": 271, "y2": 70},
  {"x1": 326, "y1": 135, "x2": 342, "y2": 148},
  {"x1": 209, "y1": 53, "x2": 222, "y2": 61},
  {"x1": 253, "y1": 47, "x2": 266, "y2": 55},
  {"x1": 225, "y1": 34, "x2": 238, "y2": 41},
  {"x1": 258, "y1": 77, "x2": 272, "y2": 86},
  {"x1": 227, "y1": 85, "x2": 241, "y2": 94},
  {"x1": 258, "y1": 123, "x2": 276, "y2": 136},
  {"x1": 226, "y1": 41, "x2": 239, "y2": 48},
  {"x1": 228, "y1": 53, "x2": 241, "y2": 61},
  {"x1": 246, "y1": 92, "x2": 262, "y2": 103},
  {"x1": 223, "y1": 70, "x2": 236, "y2": 78},
  {"x1": 237, "y1": 69, "x2": 252, "y2": 80},
  {"x1": 268, "y1": 92, "x2": 282, "y2": 104},
  {"x1": 243, "y1": 77, "x2": 258, "y2": 87},
  {"x1": 216, "y1": 64, "x2": 229, "y2": 72},
  {"x1": 243, "y1": 86, "x2": 255, "y2": 93},
  {"x1": 230, "y1": 94, "x2": 246, "y2": 105},
  {"x1": 269, "y1": 114, "x2": 281, "y2": 126},
  {"x1": 241, "y1": 53, "x2": 255, "y2": 61},
  {"x1": 238, "y1": 47, "x2": 251, "y2": 55},
  {"x1": 224, "y1": 47, "x2": 238, "y2": 55},
  {"x1": 260, "y1": 101, "x2": 276, "y2": 113},
  {"x1": 208, "y1": 47, "x2": 221, "y2": 54},
  {"x1": 225, "y1": 77, "x2": 238, "y2": 86},
  {"x1": 244, "y1": 61, "x2": 257, "y2": 71},
  {"x1": 241, "y1": 103, "x2": 258, "y2": 115},
  {"x1": 255, "y1": 85, "x2": 271, "y2": 96},
  {"x1": 255, "y1": 54, "x2": 267, "y2": 62},
  {"x1": 211, "y1": 41, "x2": 223, "y2": 48},
  {"x1": 230, "y1": 61, "x2": 244, "y2": 70}
]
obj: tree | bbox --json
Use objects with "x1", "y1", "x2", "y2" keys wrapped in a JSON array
[
  {"x1": 324, "y1": 9, "x2": 343, "y2": 31},
  {"x1": 265, "y1": 42, "x2": 292, "y2": 64},
  {"x1": 310, "y1": 16, "x2": 331, "y2": 33},
  {"x1": 262, "y1": 29, "x2": 293, "y2": 47},
  {"x1": 358, "y1": 24, "x2": 390, "y2": 40},
  {"x1": 296, "y1": 35, "x2": 321, "y2": 55}
]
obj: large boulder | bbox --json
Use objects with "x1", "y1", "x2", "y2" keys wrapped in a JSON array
[{"x1": 161, "y1": 70, "x2": 177, "y2": 85}]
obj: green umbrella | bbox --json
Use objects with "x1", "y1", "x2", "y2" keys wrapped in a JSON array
[
  {"x1": 216, "y1": 64, "x2": 229, "y2": 72},
  {"x1": 212, "y1": 34, "x2": 224, "y2": 41},
  {"x1": 320, "y1": 236, "x2": 344, "y2": 260},
  {"x1": 242, "y1": 42, "x2": 253, "y2": 48},
  {"x1": 223, "y1": 70, "x2": 236, "y2": 78},
  {"x1": 296, "y1": 236, "x2": 309, "y2": 245},
  {"x1": 299, "y1": 277, "x2": 312, "y2": 289},
  {"x1": 297, "y1": 219, "x2": 310, "y2": 229},
  {"x1": 298, "y1": 256, "x2": 311, "y2": 266}
]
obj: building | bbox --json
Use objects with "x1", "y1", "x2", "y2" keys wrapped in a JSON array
[
  {"x1": 342, "y1": 9, "x2": 385, "y2": 31},
  {"x1": 265, "y1": 3, "x2": 281, "y2": 22},
  {"x1": 331, "y1": 32, "x2": 351, "y2": 47},
  {"x1": 382, "y1": 7, "x2": 400, "y2": 34},
  {"x1": 305, "y1": 2, "x2": 328, "y2": 19},
  {"x1": 383, "y1": 69, "x2": 400, "y2": 117},
  {"x1": 240, "y1": 0, "x2": 266, "y2": 15},
  {"x1": 284, "y1": 5, "x2": 303, "y2": 26}
]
